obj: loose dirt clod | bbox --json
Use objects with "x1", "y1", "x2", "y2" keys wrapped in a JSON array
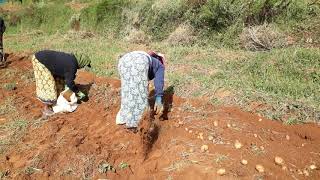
[
  {"x1": 310, "y1": 165, "x2": 317, "y2": 170},
  {"x1": 217, "y1": 168, "x2": 226, "y2": 176},
  {"x1": 282, "y1": 166, "x2": 287, "y2": 171},
  {"x1": 208, "y1": 135, "x2": 214, "y2": 141},
  {"x1": 258, "y1": 118, "x2": 262, "y2": 122},
  {"x1": 214, "y1": 121, "x2": 218, "y2": 127},
  {"x1": 189, "y1": 148, "x2": 195, "y2": 153},
  {"x1": 241, "y1": 159, "x2": 248, "y2": 165},
  {"x1": 285, "y1": 135, "x2": 290, "y2": 140},
  {"x1": 227, "y1": 124, "x2": 231, "y2": 128},
  {"x1": 198, "y1": 132, "x2": 204, "y2": 140},
  {"x1": 256, "y1": 165, "x2": 265, "y2": 173},
  {"x1": 234, "y1": 140, "x2": 243, "y2": 149},
  {"x1": 254, "y1": 134, "x2": 258, "y2": 138},
  {"x1": 139, "y1": 111, "x2": 159, "y2": 160},
  {"x1": 303, "y1": 169, "x2": 310, "y2": 176},
  {"x1": 275, "y1": 156, "x2": 284, "y2": 166},
  {"x1": 201, "y1": 145, "x2": 209, "y2": 152}
]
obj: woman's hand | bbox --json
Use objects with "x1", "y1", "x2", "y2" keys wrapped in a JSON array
[
  {"x1": 154, "y1": 96, "x2": 163, "y2": 115},
  {"x1": 76, "y1": 91, "x2": 86, "y2": 100}
]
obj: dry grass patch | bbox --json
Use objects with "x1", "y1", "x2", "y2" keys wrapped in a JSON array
[
  {"x1": 166, "y1": 24, "x2": 196, "y2": 46},
  {"x1": 124, "y1": 29, "x2": 150, "y2": 44},
  {"x1": 240, "y1": 24, "x2": 287, "y2": 51}
]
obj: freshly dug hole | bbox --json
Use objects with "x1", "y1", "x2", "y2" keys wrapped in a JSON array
[{"x1": 139, "y1": 110, "x2": 160, "y2": 160}]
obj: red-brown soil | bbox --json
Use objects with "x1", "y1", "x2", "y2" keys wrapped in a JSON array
[{"x1": 0, "y1": 54, "x2": 320, "y2": 179}]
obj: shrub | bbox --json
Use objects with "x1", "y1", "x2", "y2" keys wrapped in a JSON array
[
  {"x1": 141, "y1": 0, "x2": 189, "y2": 40},
  {"x1": 166, "y1": 23, "x2": 196, "y2": 46},
  {"x1": 80, "y1": 0, "x2": 128, "y2": 35},
  {"x1": 3, "y1": 83, "x2": 16, "y2": 91},
  {"x1": 239, "y1": 24, "x2": 287, "y2": 51},
  {"x1": 15, "y1": 3, "x2": 73, "y2": 33},
  {"x1": 124, "y1": 29, "x2": 150, "y2": 44}
]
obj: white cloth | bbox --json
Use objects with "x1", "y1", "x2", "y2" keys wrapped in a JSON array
[{"x1": 52, "y1": 90, "x2": 78, "y2": 113}]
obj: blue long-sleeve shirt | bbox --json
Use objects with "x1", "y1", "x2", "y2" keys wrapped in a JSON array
[{"x1": 148, "y1": 56, "x2": 165, "y2": 97}]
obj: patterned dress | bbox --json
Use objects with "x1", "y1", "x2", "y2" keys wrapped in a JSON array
[
  {"x1": 31, "y1": 56, "x2": 65, "y2": 105},
  {"x1": 116, "y1": 51, "x2": 150, "y2": 128}
]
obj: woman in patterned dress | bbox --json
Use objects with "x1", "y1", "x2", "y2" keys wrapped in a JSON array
[
  {"x1": 32, "y1": 50, "x2": 91, "y2": 116},
  {"x1": 116, "y1": 51, "x2": 165, "y2": 132}
]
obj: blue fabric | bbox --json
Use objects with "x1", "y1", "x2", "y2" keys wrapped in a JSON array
[
  {"x1": 148, "y1": 56, "x2": 165, "y2": 97},
  {"x1": 155, "y1": 96, "x2": 162, "y2": 104}
]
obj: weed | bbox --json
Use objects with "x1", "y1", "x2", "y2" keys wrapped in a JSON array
[
  {"x1": 24, "y1": 166, "x2": 42, "y2": 175},
  {"x1": 0, "y1": 118, "x2": 29, "y2": 147},
  {"x1": 97, "y1": 162, "x2": 116, "y2": 173},
  {"x1": 24, "y1": 167, "x2": 35, "y2": 175},
  {"x1": 61, "y1": 167, "x2": 75, "y2": 176},
  {"x1": 3, "y1": 83, "x2": 16, "y2": 91},
  {"x1": 118, "y1": 162, "x2": 129, "y2": 169},
  {"x1": 0, "y1": 170, "x2": 9, "y2": 179},
  {"x1": 163, "y1": 160, "x2": 189, "y2": 172},
  {"x1": 250, "y1": 145, "x2": 265, "y2": 156},
  {"x1": 284, "y1": 117, "x2": 303, "y2": 125},
  {"x1": 214, "y1": 154, "x2": 229, "y2": 164},
  {"x1": 21, "y1": 70, "x2": 35, "y2": 83},
  {"x1": 0, "y1": 97, "x2": 17, "y2": 116},
  {"x1": 0, "y1": 69, "x2": 18, "y2": 80}
]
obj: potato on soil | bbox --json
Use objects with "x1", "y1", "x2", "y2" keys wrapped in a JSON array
[
  {"x1": 201, "y1": 145, "x2": 208, "y2": 152},
  {"x1": 256, "y1": 165, "x2": 265, "y2": 173},
  {"x1": 217, "y1": 168, "x2": 226, "y2": 176}
]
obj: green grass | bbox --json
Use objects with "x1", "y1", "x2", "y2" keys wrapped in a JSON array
[
  {"x1": 0, "y1": 97, "x2": 17, "y2": 116},
  {"x1": 3, "y1": 83, "x2": 17, "y2": 91},
  {"x1": 0, "y1": 97, "x2": 29, "y2": 154}
]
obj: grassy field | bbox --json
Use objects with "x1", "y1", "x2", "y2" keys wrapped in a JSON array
[{"x1": 1, "y1": 0, "x2": 319, "y2": 123}]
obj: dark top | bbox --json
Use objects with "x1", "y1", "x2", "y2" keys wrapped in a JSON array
[
  {"x1": 35, "y1": 50, "x2": 79, "y2": 92},
  {"x1": 0, "y1": 17, "x2": 5, "y2": 34},
  {"x1": 148, "y1": 56, "x2": 165, "y2": 97}
]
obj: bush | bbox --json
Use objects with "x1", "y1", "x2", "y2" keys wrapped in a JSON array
[
  {"x1": 80, "y1": 0, "x2": 128, "y2": 36},
  {"x1": 124, "y1": 29, "x2": 150, "y2": 44},
  {"x1": 11, "y1": 3, "x2": 73, "y2": 33},
  {"x1": 166, "y1": 23, "x2": 196, "y2": 46},
  {"x1": 3, "y1": 83, "x2": 16, "y2": 91},
  {"x1": 141, "y1": 0, "x2": 189, "y2": 40},
  {"x1": 239, "y1": 24, "x2": 287, "y2": 51}
]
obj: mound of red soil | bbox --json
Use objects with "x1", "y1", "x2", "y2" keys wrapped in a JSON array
[
  {"x1": 139, "y1": 111, "x2": 159, "y2": 160},
  {"x1": 0, "y1": 54, "x2": 320, "y2": 179}
]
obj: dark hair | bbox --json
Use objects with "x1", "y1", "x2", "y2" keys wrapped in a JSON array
[{"x1": 148, "y1": 51, "x2": 164, "y2": 65}]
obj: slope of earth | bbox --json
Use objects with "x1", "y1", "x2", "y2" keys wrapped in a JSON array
[{"x1": 0, "y1": 54, "x2": 320, "y2": 180}]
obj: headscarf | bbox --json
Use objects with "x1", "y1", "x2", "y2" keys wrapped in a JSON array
[
  {"x1": 148, "y1": 51, "x2": 165, "y2": 67},
  {"x1": 74, "y1": 53, "x2": 91, "y2": 68}
]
